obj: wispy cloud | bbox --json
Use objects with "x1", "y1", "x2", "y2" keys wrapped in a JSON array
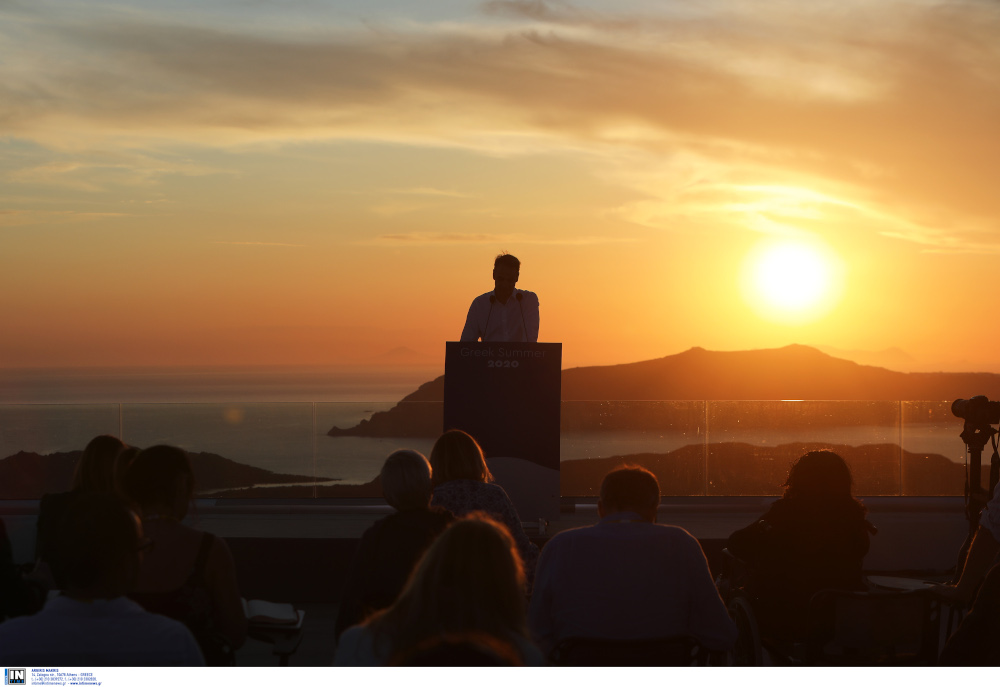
[
  {"x1": 1, "y1": 0, "x2": 997, "y2": 250},
  {"x1": 211, "y1": 241, "x2": 307, "y2": 248},
  {"x1": 378, "y1": 233, "x2": 502, "y2": 243},
  {"x1": 6, "y1": 151, "x2": 227, "y2": 191},
  {"x1": 0, "y1": 209, "x2": 128, "y2": 227},
  {"x1": 375, "y1": 232, "x2": 635, "y2": 245},
  {"x1": 388, "y1": 187, "x2": 474, "y2": 198}
]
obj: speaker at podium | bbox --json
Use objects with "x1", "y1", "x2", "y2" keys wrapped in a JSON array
[{"x1": 443, "y1": 342, "x2": 561, "y2": 524}]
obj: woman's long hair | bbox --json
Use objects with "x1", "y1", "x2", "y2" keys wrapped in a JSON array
[
  {"x1": 71, "y1": 434, "x2": 125, "y2": 493},
  {"x1": 123, "y1": 444, "x2": 195, "y2": 514},
  {"x1": 429, "y1": 430, "x2": 493, "y2": 486},
  {"x1": 782, "y1": 450, "x2": 861, "y2": 506},
  {"x1": 366, "y1": 513, "x2": 527, "y2": 660}
]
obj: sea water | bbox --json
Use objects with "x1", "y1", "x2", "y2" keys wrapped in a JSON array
[{"x1": 0, "y1": 366, "x2": 970, "y2": 488}]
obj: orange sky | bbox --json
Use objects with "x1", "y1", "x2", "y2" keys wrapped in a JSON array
[{"x1": 2, "y1": 0, "x2": 999, "y2": 372}]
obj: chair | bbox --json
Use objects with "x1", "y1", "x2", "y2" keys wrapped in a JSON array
[
  {"x1": 247, "y1": 625, "x2": 304, "y2": 667},
  {"x1": 717, "y1": 549, "x2": 941, "y2": 666},
  {"x1": 726, "y1": 593, "x2": 764, "y2": 666},
  {"x1": 801, "y1": 588, "x2": 941, "y2": 665},
  {"x1": 717, "y1": 549, "x2": 762, "y2": 665},
  {"x1": 549, "y1": 636, "x2": 705, "y2": 666}
]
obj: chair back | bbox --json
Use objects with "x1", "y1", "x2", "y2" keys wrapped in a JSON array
[
  {"x1": 809, "y1": 588, "x2": 940, "y2": 665},
  {"x1": 549, "y1": 636, "x2": 703, "y2": 666}
]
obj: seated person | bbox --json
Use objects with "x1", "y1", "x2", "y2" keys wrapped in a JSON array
[
  {"x1": 429, "y1": 430, "x2": 539, "y2": 586},
  {"x1": 937, "y1": 477, "x2": 1000, "y2": 607},
  {"x1": 124, "y1": 445, "x2": 247, "y2": 664},
  {"x1": 1, "y1": 517, "x2": 45, "y2": 621},
  {"x1": 336, "y1": 449, "x2": 454, "y2": 640},
  {"x1": 939, "y1": 563, "x2": 1000, "y2": 666},
  {"x1": 726, "y1": 450, "x2": 872, "y2": 640},
  {"x1": 334, "y1": 514, "x2": 545, "y2": 666},
  {"x1": 528, "y1": 466, "x2": 736, "y2": 655},
  {"x1": 0, "y1": 493, "x2": 203, "y2": 666},
  {"x1": 113, "y1": 445, "x2": 142, "y2": 500},
  {"x1": 36, "y1": 434, "x2": 125, "y2": 576}
]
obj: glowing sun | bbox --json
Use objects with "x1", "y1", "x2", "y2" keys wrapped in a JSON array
[{"x1": 742, "y1": 241, "x2": 843, "y2": 322}]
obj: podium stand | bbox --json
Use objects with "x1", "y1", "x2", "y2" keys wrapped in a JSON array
[{"x1": 444, "y1": 342, "x2": 561, "y2": 523}]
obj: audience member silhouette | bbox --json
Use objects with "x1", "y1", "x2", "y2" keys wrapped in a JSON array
[
  {"x1": 334, "y1": 513, "x2": 545, "y2": 666},
  {"x1": 1, "y1": 518, "x2": 45, "y2": 621},
  {"x1": 335, "y1": 449, "x2": 454, "y2": 640},
  {"x1": 428, "y1": 430, "x2": 539, "y2": 586},
  {"x1": 939, "y1": 562, "x2": 1000, "y2": 665},
  {"x1": 937, "y1": 477, "x2": 1000, "y2": 609},
  {"x1": 0, "y1": 493, "x2": 204, "y2": 666},
  {"x1": 124, "y1": 445, "x2": 247, "y2": 664},
  {"x1": 529, "y1": 465, "x2": 736, "y2": 656},
  {"x1": 726, "y1": 450, "x2": 872, "y2": 640},
  {"x1": 35, "y1": 434, "x2": 126, "y2": 580},
  {"x1": 113, "y1": 445, "x2": 142, "y2": 501}
]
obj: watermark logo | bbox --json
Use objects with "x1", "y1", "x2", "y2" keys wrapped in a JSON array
[{"x1": 4, "y1": 669, "x2": 25, "y2": 685}]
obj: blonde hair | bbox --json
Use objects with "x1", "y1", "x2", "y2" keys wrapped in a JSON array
[
  {"x1": 367, "y1": 513, "x2": 527, "y2": 660},
  {"x1": 381, "y1": 450, "x2": 433, "y2": 511},
  {"x1": 429, "y1": 430, "x2": 493, "y2": 486}
]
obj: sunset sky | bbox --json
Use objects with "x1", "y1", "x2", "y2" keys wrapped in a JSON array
[{"x1": 2, "y1": 0, "x2": 998, "y2": 372}]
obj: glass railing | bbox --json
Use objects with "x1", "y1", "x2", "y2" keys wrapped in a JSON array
[{"x1": 0, "y1": 401, "x2": 971, "y2": 499}]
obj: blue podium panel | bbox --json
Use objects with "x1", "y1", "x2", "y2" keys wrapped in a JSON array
[{"x1": 444, "y1": 342, "x2": 561, "y2": 470}]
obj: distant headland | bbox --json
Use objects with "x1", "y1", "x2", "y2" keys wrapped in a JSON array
[{"x1": 327, "y1": 345, "x2": 1000, "y2": 438}]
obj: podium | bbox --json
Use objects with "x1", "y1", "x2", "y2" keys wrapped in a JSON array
[{"x1": 443, "y1": 342, "x2": 561, "y2": 523}]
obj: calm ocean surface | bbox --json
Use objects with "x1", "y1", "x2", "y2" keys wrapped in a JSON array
[{"x1": 0, "y1": 366, "x2": 969, "y2": 486}]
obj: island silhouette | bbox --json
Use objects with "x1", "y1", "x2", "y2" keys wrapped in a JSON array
[{"x1": 327, "y1": 345, "x2": 1000, "y2": 438}]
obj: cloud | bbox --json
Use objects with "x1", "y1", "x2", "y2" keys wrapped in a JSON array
[
  {"x1": 388, "y1": 187, "x2": 475, "y2": 198},
  {"x1": 0, "y1": 209, "x2": 128, "y2": 227},
  {"x1": 375, "y1": 232, "x2": 635, "y2": 245},
  {"x1": 368, "y1": 187, "x2": 477, "y2": 216},
  {"x1": 5, "y1": 150, "x2": 227, "y2": 191},
  {"x1": 378, "y1": 233, "x2": 502, "y2": 243},
  {"x1": 1, "y1": 0, "x2": 998, "y2": 250},
  {"x1": 211, "y1": 241, "x2": 307, "y2": 247}
]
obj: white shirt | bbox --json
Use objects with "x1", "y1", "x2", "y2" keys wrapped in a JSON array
[
  {"x1": 460, "y1": 289, "x2": 539, "y2": 342},
  {"x1": 0, "y1": 595, "x2": 205, "y2": 666}
]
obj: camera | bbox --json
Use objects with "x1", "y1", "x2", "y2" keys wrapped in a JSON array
[{"x1": 952, "y1": 396, "x2": 1000, "y2": 426}]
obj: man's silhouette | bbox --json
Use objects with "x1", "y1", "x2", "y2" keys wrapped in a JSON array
[
  {"x1": 460, "y1": 253, "x2": 539, "y2": 342},
  {"x1": 528, "y1": 466, "x2": 736, "y2": 654},
  {"x1": 0, "y1": 494, "x2": 204, "y2": 666}
]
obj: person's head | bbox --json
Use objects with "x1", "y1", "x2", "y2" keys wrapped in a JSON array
[
  {"x1": 369, "y1": 513, "x2": 527, "y2": 656},
  {"x1": 492, "y1": 253, "x2": 520, "y2": 302},
  {"x1": 381, "y1": 449, "x2": 434, "y2": 511},
  {"x1": 429, "y1": 430, "x2": 493, "y2": 487},
  {"x1": 72, "y1": 434, "x2": 126, "y2": 493},
  {"x1": 51, "y1": 493, "x2": 147, "y2": 599},
  {"x1": 123, "y1": 445, "x2": 195, "y2": 518},
  {"x1": 598, "y1": 465, "x2": 661, "y2": 523},
  {"x1": 782, "y1": 450, "x2": 854, "y2": 500}
]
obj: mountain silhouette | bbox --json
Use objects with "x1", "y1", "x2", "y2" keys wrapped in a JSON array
[
  {"x1": 560, "y1": 345, "x2": 1000, "y2": 400},
  {"x1": 328, "y1": 344, "x2": 1000, "y2": 437},
  {"x1": 0, "y1": 449, "x2": 319, "y2": 499}
]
